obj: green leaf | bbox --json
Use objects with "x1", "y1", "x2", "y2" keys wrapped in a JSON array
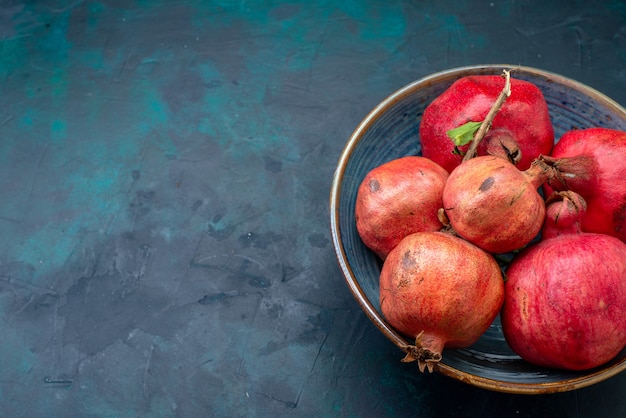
[{"x1": 446, "y1": 121, "x2": 483, "y2": 146}]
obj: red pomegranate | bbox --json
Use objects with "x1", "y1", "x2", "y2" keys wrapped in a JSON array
[
  {"x1": 501, "y1": 191, "x2": 626, "y2": 370},
  {"x1": 379, "y1": 231, "x2": 504, "y2": 372},
  {"x1": 544, "y1": 127, "x2": 626, "y2": 242},
  {"x1": 442, "y1": 155, "x2": 555, "y2": 254},
  {"x1": 355, "y1": 156, "x2": 449, "y2": 259},
  {"x1": 420, "y1": 75, "x2": 554, "y2": 173}
]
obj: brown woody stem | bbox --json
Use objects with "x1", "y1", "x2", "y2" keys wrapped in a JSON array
[{"x1": 462, "y1": 69, "x2": 512, "y2": 162}]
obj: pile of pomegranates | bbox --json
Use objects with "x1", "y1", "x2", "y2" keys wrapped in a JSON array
[{"x1": 355, "y1": 69, "x2": 626, "y2": 373}]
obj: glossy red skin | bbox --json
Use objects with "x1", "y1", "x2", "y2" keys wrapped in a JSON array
[
  {"x1": 420, "y1": 75, "x2": 554, "y2": 173},
  {"x1": 501, "y1": 232, "x2": 626, "y2": 371},
  {"x1": 544, "y1": 127, "x2": 626, "y2": 242},
  {"x1": 355, "y1": 156, "x2": 449, "y2": 259},
  {"x1": 442, "y1": 156, "x2": 548, "y2": 254},
  {"x1": 379, "y1": 232, "x2": 504, "y2": 352}
]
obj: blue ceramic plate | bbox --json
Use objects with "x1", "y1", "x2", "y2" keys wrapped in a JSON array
[{"x1": 329, "y1": 64, "x2": 626, "y2": 394}]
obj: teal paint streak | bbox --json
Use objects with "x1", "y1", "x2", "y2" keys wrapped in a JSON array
[
  {"x1": 189, "y1": 0, "x2": 271, "y2": 28},
  {"x1": 195, "y1": 60, "x2": 234, "y2": 148},
  {"x1": 6, "y1": 52, "x2": 184, "y2": 280},
  {"x1": 0, "y1": 325, "x2": 38, "y2": 394},
  {"x1": 424, "y1": 12, "x2": 486, "y2": 50},
  {"x1": 188, "y1": 9, "x2": 310, "y2": 160},
  {"x1": 0, "y1": 37, "x2": 28, "y2": 78},
  {"x1": 88, "y1": 1, "x2": 106, "y2": 23},
  {"x1": 76, "y1": 49, "x2": 106, "y2": 71},
  {"x1": 131, "y1": 80, "x2": 172, "y2": 135},
  {"x1": 191, "y1": 57, "x2": 278, "y2": 160},
  {"x1": 5, "y1": 81, "x2": 165, "y2": 276},
  {"x1": 77, "y1": 47, "x2": 124, "y2": 79},
  {"x1": 495, "y1": 1, "x2": 514, "y2": 18},
  {"x1": 336, "y1": 0, "x2": 406, "y2": 41},
  {"x1": 608, "y1": 0, "x2": 626, "y2": 18},
  {"x1": 37, "y1": 10, "x2": 73, "y2": 68},
  {"x1": 2, "y1": 6, "x2": 73, "y2": 71},
  {"x1": 184, "y1": 0, "x2": 408, "y2": 163},
  {"x1": 19, "y1": 226, "x2": 78, "y2": 274},
  {"x1": 11, "y1": 137, "x2": 139, "y2": 277},
  {"x1": 19, "y1": 110, "x2": 35, "y2": 128},
  {"x1": 51, "y1": 119, "x2": 67, "y2": 144},
  {"x1": 2, "y1": 0, "x2": 426, "y2": 281}
]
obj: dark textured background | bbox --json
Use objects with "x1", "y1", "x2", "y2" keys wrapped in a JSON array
[{"x1": 1, "y1": 1, "x2": 625, "y2": 416}]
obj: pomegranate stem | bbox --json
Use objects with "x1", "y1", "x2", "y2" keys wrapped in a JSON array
[{"x1": 462, "y1": 69, "x2": 512, "y2": 162}]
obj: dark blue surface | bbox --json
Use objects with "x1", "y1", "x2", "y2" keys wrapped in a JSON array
[{"x1": 1, "y1": 1, "x2": 625, "y2": 416}]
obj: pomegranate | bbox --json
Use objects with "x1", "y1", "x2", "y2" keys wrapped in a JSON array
[
  {"x1": 501, "y1": 191, "x2": 626, "y2": 371},
  {"x1": 379, "y1": 231, "x2": 504, "y2": 372},
  {"x1": 442, "y1": 155, "x2": 555, "y2": 254},
  {"x1": 543, "y1": 127, "x2": 626, "y2": 242},
  {"x1": 420, "y1": 75, "x2": 554, "y2": 173},
  {"x1": 355, "y1": 156, "x2": 449, "y2": 259}
]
